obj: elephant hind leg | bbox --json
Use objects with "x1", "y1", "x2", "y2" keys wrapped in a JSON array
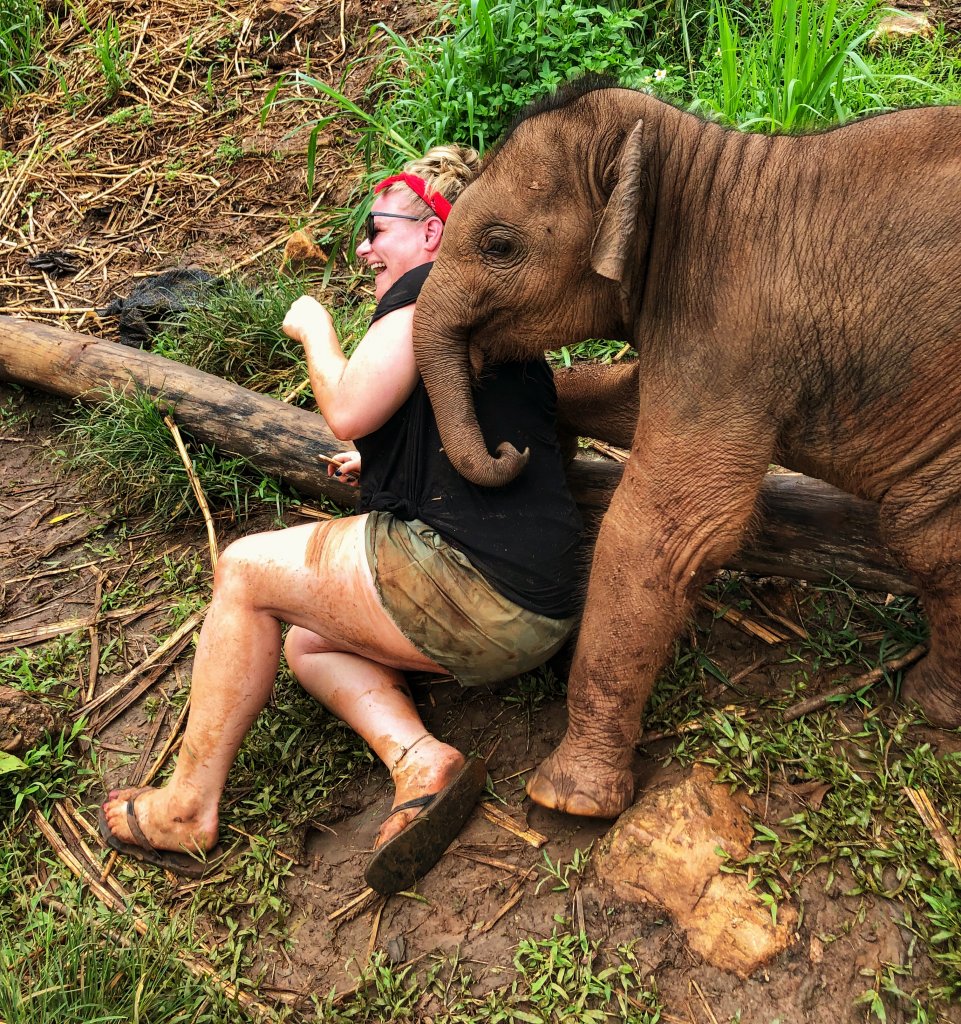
[
  {"x1": 900, "y1": 565, "x2": 961, "y2": 727},
  {"x1": 881, "y1": 485, "x2": 961, "y2": 727}
]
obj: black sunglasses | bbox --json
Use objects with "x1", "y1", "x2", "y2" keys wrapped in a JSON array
[{"x1": 365, "y1": 210, "x2": 423, "y2": 244}]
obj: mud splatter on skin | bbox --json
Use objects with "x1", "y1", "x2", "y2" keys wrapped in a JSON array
[{"x1": 305, "y1": 520, "x2": 336, "y2": 574}]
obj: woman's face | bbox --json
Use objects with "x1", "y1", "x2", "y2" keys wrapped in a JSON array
[{"x1": 356, "y1": 191, "x2": 438, "y2": 301}]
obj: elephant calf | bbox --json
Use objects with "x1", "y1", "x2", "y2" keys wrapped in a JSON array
[{"x1": 412, "y1": 78, "x2": 961, "y2": 818}]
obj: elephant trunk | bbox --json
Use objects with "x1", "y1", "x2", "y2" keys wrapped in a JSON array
[{"x1": 413, "y1": 303, "x2": 529, "y2": 488}]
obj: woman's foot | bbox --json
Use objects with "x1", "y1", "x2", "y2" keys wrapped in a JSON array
[
  {"x1": 102, "y1": 785, "x2": 219, "y2": 856},
  {"x1": 375, "y1": 736, "x2": 466, "y2": 847}
]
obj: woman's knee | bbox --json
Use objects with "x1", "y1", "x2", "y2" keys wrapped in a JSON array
[
  {"x1": 213, "y1": 533, "x2": 273, "y2": 595},
  {"x1": 284, "y1": 625, "x2": 332, "y2": 670}
]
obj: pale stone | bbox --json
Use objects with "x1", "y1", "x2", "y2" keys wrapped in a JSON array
[
  {"x1": 283, "y1": 229, "x2": 327, "y2": 266},
  {"x1": 870, "y1": 11, "x2": 934, "y2": 47},
  {"x1": 594, "y1": 765, "x2": 797, "y2": 977}
]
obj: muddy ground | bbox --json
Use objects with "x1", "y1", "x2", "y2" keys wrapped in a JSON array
[
  {"x1": 4, "y1": 380, "x2": 959, "y2": 1023},
  {"x1": 2, "y1": 0, "x2": 960, "y2": 1019}
]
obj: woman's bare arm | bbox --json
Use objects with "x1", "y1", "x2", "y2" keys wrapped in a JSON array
[{"x1": 283, "y1": 296, "x2": 419, "y2": 440}]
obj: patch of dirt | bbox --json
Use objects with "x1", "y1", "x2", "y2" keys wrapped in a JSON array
[
  {"x1": 2, "y1": 376, "x2": 955, "y2": 1020},
  {"x1": 3, "y1": 1, "x2": 961, "y2": 1020}
]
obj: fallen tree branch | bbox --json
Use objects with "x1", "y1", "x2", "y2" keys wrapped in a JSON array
[{"x1": 780, "y1": 643, "x2": 928, "y2": 722}]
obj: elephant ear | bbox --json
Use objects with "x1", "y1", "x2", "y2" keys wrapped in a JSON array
[{"x1": 591, "y1": 119, "x2": 649, "y2": 287}]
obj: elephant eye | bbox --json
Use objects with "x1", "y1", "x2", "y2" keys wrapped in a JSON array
[{"x1": 480, "y1": 233, "x2": 515, "y2": 260}]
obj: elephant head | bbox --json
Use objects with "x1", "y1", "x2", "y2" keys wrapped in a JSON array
[{"x1": 413, "y1": 80, "x2": 656, "y2": 487}]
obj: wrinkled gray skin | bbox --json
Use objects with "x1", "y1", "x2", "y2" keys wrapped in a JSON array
[{"x1": 412, "y1": 82, "x2": 961, "y2": 818}]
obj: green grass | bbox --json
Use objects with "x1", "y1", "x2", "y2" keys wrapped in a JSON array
[
  {"x1": 0, "y1": 845, "x2": 249, "y2": 1023},
  {"x1": 0, "y1": 0, "x2": 47, "y2": 103},
  {"x1": 153, "y1": 270, "x2": 371, "y2": 395},
  {"x1": 54, "y1": 386, "x2": 289, "y2": 524},
  {"x1": 688, "y1": 0, "x2": 961, "y2": 131}
]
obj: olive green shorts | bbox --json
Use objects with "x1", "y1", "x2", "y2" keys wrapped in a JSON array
[{"x1": 364, "y1": 510, "x2": 576, "y2": 687}]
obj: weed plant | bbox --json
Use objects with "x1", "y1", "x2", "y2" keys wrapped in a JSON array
[
  {"x1": 153, "y1": 270, "x2": 370, "y2": 396},
  {"x1": 0, "y1": 0, "x2": 46, "y2": 102},
  {"x1": 55, "y1": 387, "x2": 287, "y2": 524},
  {"x1": 690, "y1": 0, "x2": 961, "y2": 130},
  {"x1": 266, "y1": 0, "x2": 665, "y2": 234},
  {"x1": 91, "y1": 15, "x2": 130, "y2": 100},
  {"x1": 0, "y1": 859, "x2": 245, "y2": 1023},
  {"x1": 311, "y1": 938, "x2": 662, "y2": 1021}
]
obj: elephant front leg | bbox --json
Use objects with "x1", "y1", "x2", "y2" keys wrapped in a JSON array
[{"x1": 527, "y1": 425, "x2": 771, "y2": 818}]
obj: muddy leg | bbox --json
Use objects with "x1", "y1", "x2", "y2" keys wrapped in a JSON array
[
  {"x1": 881, "y1": 483, "x2": 961, "y2": 727},
  {"x1": 528, "y1": 406, "x2": 773, "y2": 817},
  {"x1": 899, "y1": 566, "x2": 961, "y2": 726}
]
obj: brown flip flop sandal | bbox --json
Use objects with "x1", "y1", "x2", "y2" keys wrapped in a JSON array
[
  {"x1": 365, "y1": 756, "x2": 488, "y2": 895},
  {"x1": 97, "y1": 788, "x2": 227, "y2": 880}
]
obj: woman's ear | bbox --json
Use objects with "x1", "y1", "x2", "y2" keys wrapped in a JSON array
[{"x1": 424, "y1": 216, "x2": 445, "y2": 253}]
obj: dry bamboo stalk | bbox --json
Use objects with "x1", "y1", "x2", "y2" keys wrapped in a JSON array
[
  {"x1": 91, "y1": 654, "x2": 191, "y2": 735},
  {"x1": 328, "y1": 887, "x2": 378, "y2": 924},
  {"x1": 480, "y1": 803, "x2": 548, "y2": 848},
  {"x1": 142, "y1": 697, "x2": 190, "y2": 786},
  {"x1": 588, "y1": 439, "x2": 629, "y2": 463},
  {"x1": 131, "y1": 705, "x2": 168, "y2": 784},
  {"x1": 85, "y1": 568, "x2": 103, "y2": 702},
  {"x1": 574, "y1": 887, "x2": 586, "y2": 936},
  {"x1": 76, "y1": 608, "x2": 205, "y2": 719},
  {"x1": 697, "y1": 595, "x2": 788, "y2": 645},
  {"x1": 781, "y1": 643, "x2": 928, "y2": 722},
  {"x1": 164, "y1": 415, "x2": 218, "y2": 569},
  {"x1": 690, "y1": 978, "x2": 721, "y2": 1024},
  {"x1": 291, "y1": 505, "x2": 335, "y2": 521},
  {"x1": 366, "y1": 897, "x2": 387, "y2": 962},
  {"x1": 0, "y1": 601, "x2": 162, "y2": 648},
  {"x1": 904, "y1": 787, "x2": 961, "y2": 872},
  {"x1": 474, "y1": 864, "x2": 535, "y2": 936},
  {"x1": 53, "y1": 801, "x2": 127, "y2": 902},
  {"x1": 0, "y1": 137, "x2": 41, "y2": 229},
  {"x1": 740, "y1": 583, "x2": 809, "y2": 641},
  {"x1": 451, "y1": 850, "x2": 529, "y2": 876},
  {"x1": 32, "y1": 808, "x2": 139, "y2": 924},
  {"x1": 280, "y1": 378, "x2": 312, "y2": 403},
  {"x1": 3, "y1": 557, "x2": 111, "y2": 585},
  {"x1": 474, "y1": 888, "x2": 525, "y2": 936},
  {"x1": 0, "y1": 305, "x2": 96, "y2": 314}
]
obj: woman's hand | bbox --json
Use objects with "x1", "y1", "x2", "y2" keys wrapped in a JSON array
[
  {"x1": 327, "y1": 450, "x2": 361, "y2": 487},
  {"x1": 283, "y1": 295, "x2": 335, "y2": 347}
]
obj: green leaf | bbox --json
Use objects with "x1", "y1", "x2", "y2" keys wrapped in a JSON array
[{"x1": 0, "y1": 750, "x2": 28, "y2": 776}]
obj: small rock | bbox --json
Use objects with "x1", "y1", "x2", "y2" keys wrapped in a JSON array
[
  {"x1": 870, "y1": 11, "x2": 934, "y2": 46},
  {"x1": 283, "y1": 229, "x2": 327, "y2": 267},
  {"x1": 0, "y1": 685, "x2": 61, "y2": 754},
  {"x1": 594, "y1": 764, "x2": 796, "y2": 977}
]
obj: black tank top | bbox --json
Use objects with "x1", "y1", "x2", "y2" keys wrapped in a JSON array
[{"x1": 355, "y1": 264, "x2": 582, "y2": 618}]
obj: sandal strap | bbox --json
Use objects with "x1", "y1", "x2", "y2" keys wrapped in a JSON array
[
  {"x1": 124, "y1": 792, "x2": 158, "y2": 854},
  {"x1": 383, "y1": 792, "x2": 437, "y2": 821}
]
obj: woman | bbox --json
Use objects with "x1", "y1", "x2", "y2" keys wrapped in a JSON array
[{"x1": 99, "y1": 147, "x2": 582, "y2": 894}]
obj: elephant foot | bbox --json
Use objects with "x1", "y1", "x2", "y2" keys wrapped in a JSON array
[
  {"x1": 901, "y1": 656, "x2": 961, "y2": 729},
  {"x1": 526, "y1": 742, "x2": 634, "y2": 818}
]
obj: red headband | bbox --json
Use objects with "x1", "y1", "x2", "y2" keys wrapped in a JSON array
[{"x1": 373, "y1": 172, "x2": 452, "y2": 223}]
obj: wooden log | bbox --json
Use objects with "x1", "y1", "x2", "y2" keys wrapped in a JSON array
[
  {"x1": 0, "y1": 315, "x2": 916, "y2": 594},
  {"x1": 0, "y1": 314, "x2": 359, "y2": 506}
]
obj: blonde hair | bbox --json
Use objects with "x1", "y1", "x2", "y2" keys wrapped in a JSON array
[{"x1": 381, "y1": 144, "x2": 481, "y2": 215}]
